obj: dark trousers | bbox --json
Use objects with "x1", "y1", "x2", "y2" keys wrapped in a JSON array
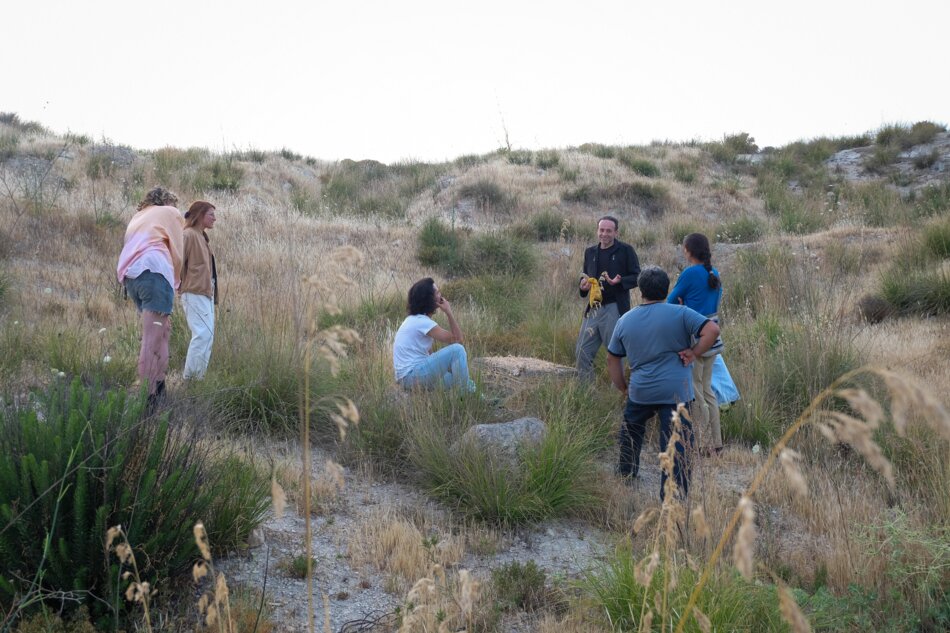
[{"x1": 618, "y1": 400, "x2": 694, "y2": 500}]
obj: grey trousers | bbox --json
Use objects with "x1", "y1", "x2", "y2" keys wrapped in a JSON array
[{"x1": 575, "y1": 302, "x2": 621, "y2": 382}]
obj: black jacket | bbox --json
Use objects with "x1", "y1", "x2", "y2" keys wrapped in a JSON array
[{"x1": 579, "y1": 240, "x2": 641, "y2": 315}]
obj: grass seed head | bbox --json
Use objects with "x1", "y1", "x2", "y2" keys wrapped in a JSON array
[
  {"x1": 836, "y1": 388, "x2": 884, "y2": 428},
  {"x1": 193, "y1": 522, "x2": 212, "y2": 561},
  {"x1": 693, "y1": 607, "x2": 712, "y2": 633},
  {"x1": 633, "y1": 508, "x2": 658, "y2": 535},
  {"x1": 105, "y1": 525, "x2": 121, "y2": 550},
  {"x1": 192, "y1": 561, "x2": 208, "y2": 582},
  {"x1": 733, "y1": 496, "x2": 756, "y2": 580},
  {"x1": 778, "y1": 583, "x2": 813, "y2": 633},
  {"x1": 691, "y1": 506, "x2": 710, "y2": 540},
  {"x1": 779, "y1": 448, "x2": 809, "y2": 499},
  {"x1": 634, "y1": 551, "x2": 660, "y2": 586},
  {"x1": 271, "y1": 476, "x2": 287, "y2": 519}
]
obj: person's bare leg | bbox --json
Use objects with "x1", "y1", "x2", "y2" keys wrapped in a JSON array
[{"x1": 139, "y1": 311, "x2": 170, "y2": 395}]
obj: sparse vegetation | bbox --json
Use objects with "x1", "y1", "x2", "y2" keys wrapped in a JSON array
[{"x1": 1, "y1": 116, "x2": 949, "y2": 632}]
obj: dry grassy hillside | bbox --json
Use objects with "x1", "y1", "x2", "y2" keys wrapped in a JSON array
[{"x1": 1, "y1": 113, "x2": 948, "y2": 632}]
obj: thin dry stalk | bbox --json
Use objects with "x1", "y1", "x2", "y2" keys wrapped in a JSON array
[{"x1": 105, "y1": 525, "x2": 154, "y2": 633}]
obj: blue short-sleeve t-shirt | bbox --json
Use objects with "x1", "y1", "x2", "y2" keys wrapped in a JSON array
[{"x1": 607, "y1": 303, "x2": 710, "y2": 404}]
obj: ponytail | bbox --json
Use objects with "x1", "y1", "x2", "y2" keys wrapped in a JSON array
[{"x1": 683, "y1": 233, "x2": 720, "y2": 290}]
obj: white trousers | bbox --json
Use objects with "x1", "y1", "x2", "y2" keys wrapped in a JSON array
[{"x1": 181, "y1": 293, "x2": 215, "y2": 379}]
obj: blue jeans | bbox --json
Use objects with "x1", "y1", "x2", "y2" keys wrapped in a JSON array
[
  {"x1": 399, "y1": 343, "x2": 476, "y2": 392},
  {"x1": 618, "y1": 400, "x2": 694, "y2": 500}
]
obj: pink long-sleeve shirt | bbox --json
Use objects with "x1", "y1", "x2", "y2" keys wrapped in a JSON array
[{"x1": 116, "y1": 205, "x2": 185, "y2": 289}]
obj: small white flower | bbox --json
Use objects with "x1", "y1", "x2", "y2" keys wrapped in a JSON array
[
  {"x1": 12, "y1": 321, "x2": 18, "y2": 325},
  {"x1": 152, "y1": 321, "x2": 162, "y2": 326},
  {"x1": 103, "y1": 355, "x2": 112, "y2": 364},
  {"x1": 751, "y1": 443, "x2": 761, "y2": 454},
  {"x1": 98, "y1": 327, "x2": 107, "y2": 335},
  {"x1": 44, "y1": 287, "x2": 52, "y2": 295},
  {"x1": 58, "y1": 371, "x2": 66, "y2": 378}
]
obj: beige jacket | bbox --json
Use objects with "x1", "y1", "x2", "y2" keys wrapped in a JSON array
[{"x1": 179, "y1": 227, "x2": 217, "y2": 302}]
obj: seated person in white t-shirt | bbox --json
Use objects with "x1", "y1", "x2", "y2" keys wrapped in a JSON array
[{"x1": 392, "y1": 277, "x2": 475, "y2": 392}]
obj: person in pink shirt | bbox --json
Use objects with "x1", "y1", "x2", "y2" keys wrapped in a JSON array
[{"x1": 116, "y1": 186, "x2": 185, "y2": 408}]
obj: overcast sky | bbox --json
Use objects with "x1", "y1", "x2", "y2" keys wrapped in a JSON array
[{"x1": 4, "y1": 0, "x2": 948, "y2": 163}]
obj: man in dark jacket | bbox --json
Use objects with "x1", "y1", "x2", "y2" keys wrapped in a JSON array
[{"x1": 576, "y1": 215, "x2": 641, "y2": 382}]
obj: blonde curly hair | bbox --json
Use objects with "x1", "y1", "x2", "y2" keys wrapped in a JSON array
[{"x1": 137, "y1": 186, "x2": 179, "y2": 211}]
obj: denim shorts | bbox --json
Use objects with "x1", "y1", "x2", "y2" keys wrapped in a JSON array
[{"x1": 125, "y1": 271, "x2": 174, "y2": 315}]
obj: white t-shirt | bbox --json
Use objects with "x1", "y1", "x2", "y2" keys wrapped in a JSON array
[{"x1": 393, "y1": 314, "x2": 438, "y2": 380}]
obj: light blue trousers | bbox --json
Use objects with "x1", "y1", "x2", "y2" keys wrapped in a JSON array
[{"x1": 399, "y1": 343, "x2": 476, "y2": 392}]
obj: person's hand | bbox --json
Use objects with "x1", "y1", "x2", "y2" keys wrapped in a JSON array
[
  {"x1": 579, "y1": 277, "x2": 591, "y2": 291},
  {"x1": 605, "y1": 273, "x2": 622, "y2": 285},
  {"x1": 678, "y1": 348, "x2": 697, "y2": 366},
  {"x1": 437, "y1": 295, "x2": 452, "y2": 314}
]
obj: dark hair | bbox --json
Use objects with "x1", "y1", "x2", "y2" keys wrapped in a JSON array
[
  {"x1": 407, "y1": 277, "x2": 438, "y2": 316},
  {"x1": 683, "y1": 233, "x2": 720, "y2": 290},
  {"x1": 185, "y1": 200, "x2": 215, "y2": 229},
  {"x1": 637, "y1": 266, "x2": 670, "y2": 301},
  {"x1": 598, "y1": 215, "x2": 619, "y2": 231}
]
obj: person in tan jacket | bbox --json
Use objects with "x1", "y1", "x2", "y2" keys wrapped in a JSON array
[{"x1": 180, "y1": 201, "x2": 218, "y2": 379}]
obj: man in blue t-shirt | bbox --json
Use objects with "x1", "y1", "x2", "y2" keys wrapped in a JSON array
[{"x1": 606, "y1": 266, "x2": 721, "y2": 500}]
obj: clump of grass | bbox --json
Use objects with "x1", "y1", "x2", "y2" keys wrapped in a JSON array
[
  {"x1": 914, "y1": 181, "x2": 950, "y2": 218},
  {"x1": 416, "y1": 219, "x2": 535, "y2": 277},
  {"x1": 505, "y1": 149, "x2": 533, "y2": 165},
  {"x1": 913, "y1": 148, "x2": 940, "y2": 169},
  {"x1": 193, "y1": 155, "x2": 244, "y2": 192},
  {"x1": 577, "y1": 143, "x2": 616, "y2": 159},
  {"x1": 707, "y1": 132, "x2": 758, "y2": 164},
  {"x1": 457, "y1": 179, "x2": 515, "y2": 214},
  {"x1": 669, "y1": 158, "x2": 698, "y2": 184},
  {"x1": 321, "y1": 159, "x2": 444, "y2": 219},
  {"x1": 534, "y1": 150, "x2": 560, "y2": 169},
  {"x1": 717, "y1": 215, "x2": 765, "y2": 243},
  {"x1": 280, "y1": 553, "x2": 318, "y2": 579},
  {"x1": 563, "y1": 181, "x2": 672, "y2": 216},
  {"x1": 512, "y1": 211, "x2": 575, "y2": 242},
  {"x1": 492, "y1": 560, "x2": 551, "y2": 612},
  {"x1": 584, "y1": 543, "x2": 786, "y2": 632},
  {"x1": 617, "y1": 150, "x2": 660, "y2": 177}
]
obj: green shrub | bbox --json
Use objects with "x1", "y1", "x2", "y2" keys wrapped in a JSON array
[
  {"x1": 561, "y1": 184, "x2": 593, "y2": 204},
  {"x1": 492, "y1": 560, "x2": 549, "y2": 612},
  {"x1": 617, "y1": 151, "x2": 660, "y2": 177},
  {"x1": 923, "y1": 219, "x2": 950, "y2": 259},
  {"x1": 607, "y1": 182, "x2": 672, "y2": 216},
  {"x1": 279, "y1": 147, "x2": 302, "y2": 161},
  {"x1": 193, "y1": 156, "x2": 243, "y2": 192},
  {"x1": 440, "y1": 275, "x2": 529, "y2": 328},
  {"x1": 457, "y1": 180, "x2": 514, "y2": 214},
  {"x1": 880, "y1": 267, "x2": 950, "y2": 316},
  {"x1": 578, "y1": 143, "x2": 616, "y2": 159},
  {"x1": 669, "y1": 159, "x2": 698, "y2": 184},
  {"x1": 844, "y1": 181, "x2": 907, "y2": 227},
  {"x1": 0, "y1": 112, "x2": 47, "y2": 135},
  {"x1": 717, "y1": 215, "x2": 765, "y2": 243},
  {"x1": 235, "y1": 148, "x2": 267, "y2": 163},
  {"x1": 466, "y1": 233, "x2": 536, "y2": 276},
  {"x1": 707, "y1": 132, "x2": 758, "y2": 164},
  {"x1": 0, "y1": 132, "x2": 19, "y2": 161},
  {"x1": 865, "y1": 145, "x2": 900, "y2": 174},
  {"x1": 914, "y1": 181, "x2": 950, "y2": 218},
  {"x1": 408, "y1": 384, "x2": 605, "y2": 524},
  {"x1": 534, "y1": 150, "x2": 560, "y2": 169},
  {"x1": 506, "y1": 149, "x2": 533, "y2": 165},
  {"x1": 910, "y1": 120, "x2": 946, "y2": 144},
  {"x1": 454, "y1": 154, "x2": 486, "y2": 168},
  {"x1": 556, "y1": 165, "x2": 579, "y2": 182},
  {"x1": 321, "y1": 159, "x2": 443, "y2": 219},
  {"x1": 584, "y1": 543, "x2": 785, "y2": 632},
  {"x1": 417, "y1": 218, "x2": 466, "y2": 275},
  {"x1": 913, "y1": 148, "x2": 940, "y2": 169},
  {"x1": 511, "y1": 211, "x2": 575, "y2": 242},
  {"x1": 0, "y1": 380, "x2": 269, "y2": 620},
  {"x1": 84, "y1": 153, "x2": 116, "y2": 180}
]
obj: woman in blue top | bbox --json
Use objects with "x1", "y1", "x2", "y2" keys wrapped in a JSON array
[{"x1": 668, "y1": 233, "x2": 723, "y2": 455}]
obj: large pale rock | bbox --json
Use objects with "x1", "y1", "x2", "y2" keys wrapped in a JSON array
[{"x1": 453, "y1": 417, "x2": 547, "y2": 471}]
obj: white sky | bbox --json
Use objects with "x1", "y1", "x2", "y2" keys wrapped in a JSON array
[{"x1": 4, "y1": 0, "x2": 948, "y2": 163}]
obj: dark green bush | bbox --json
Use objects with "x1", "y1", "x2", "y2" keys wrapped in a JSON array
[
  {"x1": 492, "y1": 560, "x2": 549, "y2": 612},
  {"x1": 608, "y1": 181, "x2": 672, "y2": 216},
  {"x1": 914, "y1": 181, "x2": 950, "y2": 218},
  {"x1": 617, "y1": 151, "x2": 660, "y2": 177},
  {"x1": 880, "y1": 268, "x2": 950, "y2": 316},
  {"x1": 923, "y1": 219, "x2": 950, "y2": 259},
  {"x1": 717, "y1": 215, "x2": 765, "y2": 243},
  {"x1": 511, "y1": 211, "x2": 575, "y2": 242},
  {"x1": 584, "y1": 543, "x2": 785, "y2": 632},
  {"x1": 506, "y1": 150, "x2": 533, "y2": 165},
  {"x1": 193, "y1": 156, "x2": 243, "y2": 192},
  {"x1": 0, "y1": 380, "x2": 269, "y2": 619},
  {"x1": 457, "y1": 180, "x2": 514, "y2": 214},
  {"x1": 670, "y1": 159, "x2": 698, "y2": 184},
  {"x1": 707, "y1": 132, "x2": 758, "y2": 164},
  {"x1": 578, "y1": 143, "x2": 616, "y2": 159},
  {"x1": 279, "y1": 147, "x2": 302, "y2": 161},
  {"x1": 534, "y1": 150, "x2": 560, "y2": 169},
  {"x1": 466, "y1": 233, "x2": 536, "y2": 276},
  {"x1": 321, "y1": 159, "x2": 443, "y2": 219},
  {"x1": 417, "y1": 217, "x2": 467, "y2": 275},
  {"x1": 561, "y1": 184, "x2": 593, "y2": 203}
]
